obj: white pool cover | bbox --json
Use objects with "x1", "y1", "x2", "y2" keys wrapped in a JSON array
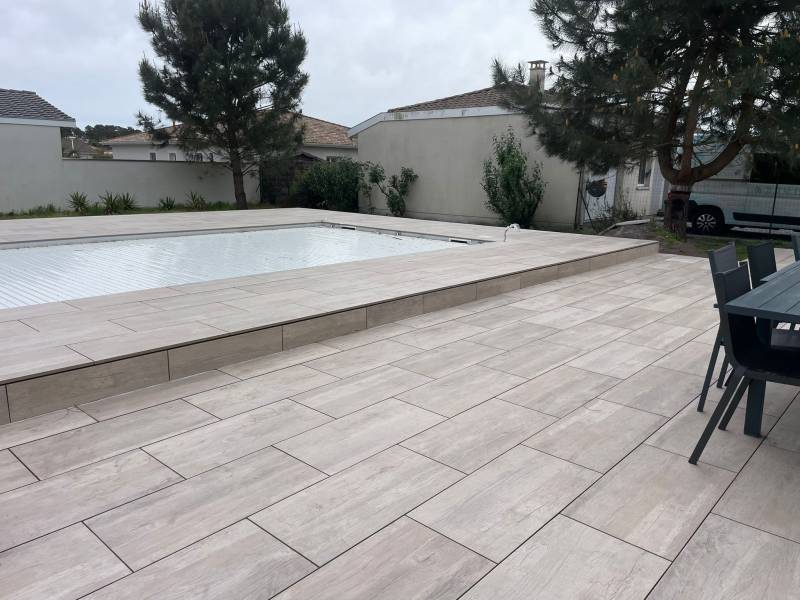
[{"x1": 0, "y1": 226, "x2": 462, "y2": 309}]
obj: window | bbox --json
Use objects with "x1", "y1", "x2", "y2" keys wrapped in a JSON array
[
  {"x1": 195, "y1": 153, "x2": 203, "y2": 162},
  {"x1": 750, "y1": 153, "x2": 800, "y2": 185},
  {"x1": 169, "y1": 152, "x2": 177, "y2": 161},
  {"x1": 149, "y1": 152, "x2": 157, "y2": 161},
  {"x1": 637, "y1": 154, "x2": 652, "y2": 187}
]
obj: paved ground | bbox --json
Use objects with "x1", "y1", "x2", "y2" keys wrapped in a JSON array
[{"x1": 1, "y1": 250, "x2": 799, "y2": 599}]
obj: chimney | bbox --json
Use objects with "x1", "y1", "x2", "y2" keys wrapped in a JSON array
[{"x1": 528, "y1": 60, "x2": 547, "y2": 91}]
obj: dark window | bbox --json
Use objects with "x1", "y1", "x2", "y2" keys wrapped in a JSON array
[
  {"x1": 750, "y1": 153, "x2": 800, "y2": 185},
  {"x1": 637, "y1": 155, "x2": 652, "y2": 187},
  {"x1": 149, "y1": 152, "x2": 157, "y2": 161}
]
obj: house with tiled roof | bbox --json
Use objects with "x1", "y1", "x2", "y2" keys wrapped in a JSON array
[
  {"x1": 0, "y1": 88, "x2": 75, "y2": 126},
  {"x1": 104, "y1": 114, "x2": 356, "y2": 163},
  {"x1": 348, "y1": 62, "x2": 586, "y2": 229}
]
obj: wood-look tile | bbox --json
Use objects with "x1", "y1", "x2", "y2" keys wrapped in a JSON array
[
  {"x1": 398, "y1": 365, "x2": 525, "y2": 417},
  {"x1": 455, "y1": 306, "x2": 538, "y2": 330},
  {"x1": 568, "y1": 341, "x2": 665, "y2": 379},
  {"x1": 620, "y1": 322, "x2": 703, "y2": 351},
  {"x1": 0, "y1": 449, "x2": 35, "y2": 493},
  {"x1": 715, "y1": 444, "x2": 800, "y2": 543},
  {"x1": 186, "y1": 365, "x2": 337, "y2": 418},
  {"x1": 325, "y1": 323, "x2": 413, "y2": 350},
  {"x1": 111, "y1": 302, "x2": 246, "y2": 332},
  {"x1": 282, "y1": 309, "x2": 366, "y2": 349},
  {"x1": 0, "y1": 450, "x2": 180, "y2": 552},
  {"x1": 274, "y1": 517, "x2": 492, "y2": 600},
  {"x1": 307, "y1": 339, "x2": 421, "y2": 378},
  {"x1": 463, "y1": 515, "x2": 668, "y2": 600},
  {"x1": 394, "y1": 321, "x2": 488, "y2": 350},
  {"x1": 412, "y1": 446, "x2": 597, "y2": 561},
  {"x1": 525, "y1": 399, "x2": 666, "y2": 472},
  {"x1": 219, "y1": 343, "x2": 339, "y2": 379},
  {"x1": 0, "y1": 524, "x2": 129, "y2": 600},
  {"x1": 523, "y1": 306, "x2": 602, "y2": 329},
  {"x1": 590, "y1": 305, "x2": 664, "y2": 329},
  {"x1": 277, "y1": 399, "x2": 443, "y2": 474},
  {"x1": 631, "y1": 293, "x2": 697, "y2": 313},
  {"x1": 499, "y1": 365, "x2": 620, "y2": 417},
  {"x1": 146, "y1": 399, "x2": 331, "y2": 477},
  {"x1": 366, "y1": 296, "x2": 424, "y2": 327},
  {"x1": 86, "y1": 447, "x2": 324, "y2": 571},
  {"x1": 292, "y1": 365, "x2": 430, "y2": 417},
  {"x1": 0, "y1": 407, "x2": 94, "y2": 450},
  {"x1": 565, "y1": 445, "x2": 733, "y2": 559},
  {"x1": 397, "y1": 306, "x2": 472, "y2": 329},
  {"x1": 403, "y1": 399, "x2": 554, "y2": 473},
  {"x1": 0, "y1": 385, "x2": 7, "y2": 425},
  {"x1": 84, "y1": 521, "x2": 314, "y2": 600},
  {"x1": 543, "y1": 322, "x2": 630, "y2": 351},
  {"x1": 422, "y1": 284, "x2": 477, "y2": 312},
  {"x1": 253, "y1": 446, "x2": 462, "y2": 565},
  {"x1": 0, "y1": 345, "x2": 91, "y2": 383},
  {"x1": 13, "y1": 400, "x2": 216, "y2": 479},
  {"x1": 465, "y1": 321, "x2": 558, "y2": 350},
  {"x1": 598, "y1": 365, "x2": 703, "y2": 417},
  {"x1": 481, "y1": 339, "x2": 584, "y2": 379},
  {"x1": 79, "y1": 370, "x2": 237, "y2": 420},
  {"x1": 394, "y1": 340, "x2": 503, "y2": 379},
  {"x1": 648, "y1": 514, "x2": 800, "y2": 600}
]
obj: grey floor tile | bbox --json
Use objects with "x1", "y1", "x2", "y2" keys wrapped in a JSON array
[
  {"x1": 481, "y1": 340, "x2": 584, "y2": 379},
  {"x1": 620, "y1": 322, "x2": 704, "y2": 352},
  {"x1": 455, "y1": 305, "x2": 538, "y2": 329},
  {"x1": 524, "y1": 306, "x2": 602, "y2": 329},
  {"x1": 499, "y1": 365, "x2": 620, "y2": 417},
  {"x1": 394, "y1": 320, "x2": 488, "y2": 350},
  {"x1": 293, "y1": 365, "x2": 431, "y2": 417},
  {"x1": 325, "y1": 323, "x2": 414, "y2": 350},
  {"x1": 253, "y1": 446, "x2": 462, "y2": 565},
  {"x1": 0, "y1": 450, "x2": 180, "y2": 552},
  {"x1": 568, "y1": 292, "x2": 636, "y2": 314},
  {"x1": 565, "y1": 445, "x2": 734, "y2": 559},
  {"x1": 463, "y1": 515, "x2": 668, "y2": 600},
  {"x1": 277, "y1": 399, "x2": 443, "y2": 474},
  {"x1": 393, "y1": 340, "x2": 503, "y2": 379},
  {"x1": 766, "y1": 398, "x2": 800, "y2": 452},
  {"x1": 465, "y1": 321, "x2": 558, "y2": 350},
  {"x1": 84, "y1": 521, "x2": 314, "y2": 600},
  {"x1": 398, "y1": 365, "x2": 526, "y2": 417},
  {"x1": 79, "y1": 370, "x2": 237, "y2": 420},
  {"x1": 599, "y1": 365, "x2": 703, "y2": 417},
  {"x1": 0, "y1": 524, "x2": 129, "y2": 600},
  {"x1": 0, "y1": 449, "x2": 35, "y2": 493},
  {"x1": 0, "y1": 407, "x2": 95, "y2": 451},
  {"x1": 653, "y1": 341, "x2": 715, "y2": 377},
  {"x1": 648, "y1": 514, "x2": 800, "y2": 600},
  {"x1": 274, "y1": 517, "x2": 492, "y2": 600},
  {"x1": 526, "y1": 399, "x2": 665, "y2": 472},
  {"x1": 568, "y1": 340, "x2": 665, "y2": 379},
  {"x1": 13, "y1": 401, "x2": 216, "y2": 479},
  {"x1": 631, "y1": 293, "x2": 697, "y2": 313},
  {"x1": 397, "y1": 307, "x2": 472, "y2": 329},
  {"x1": 403, "y1": 399, "x2": 555, "y2": 473},
  {"x1": 411, "y1": 446, "x2": 597, "y2": 561},
  {"x1": 647, "y1": 400, "x2": 777, "y2": 472},
  {"x1": 658, "y1": 304, "x2": 719, "y2": 330},
  {"x1": 145, "y1": 400, "x2": 331, "y2": 477},
  {"x1": 715, "y1": 444, "x2": 800, "y2": 543},
  {"x1": 219, "y1": 343, "x2": 339, "y2": 379},
  {"x1": 590, "y1": 305, "x2": 664, "y2": 329},
  {"x1": 86, "y1": 447, "x2": 324, "y2": 570},
  {"x1": 543, "y1": 322, "x2": 631, "y2": 351},
  {"x1": 186, "y1": 365, "x2": 337, "y2": 418},
  {"x1": 509, "y1": 292, "x2": 576, "y2": 312},
  {"x1": 307, "y1": 339, "x2": 422, "y2": 378},
  {"x1": 704, "y1": 381, "x2": 799, "y2": 418}
]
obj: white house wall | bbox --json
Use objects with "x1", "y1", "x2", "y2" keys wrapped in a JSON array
[
  {"x1": 355, "y1": 113, "x2": 581, "y2": 228},
  {"x1": 109, "y1": 142, "x2": 357, "y2": 162}
]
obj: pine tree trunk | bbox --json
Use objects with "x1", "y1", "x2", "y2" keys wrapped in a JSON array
[
  {"x1": 230, "y1": 155, "x2": 248, "y2": 210},
  {"x1": 665, "y1": 184, "x2": 690, "y2": 239}
]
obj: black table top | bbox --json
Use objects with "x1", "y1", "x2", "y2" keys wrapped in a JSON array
[{"x1": 727, "y1": 260, "x2": 800, "y2": 324}]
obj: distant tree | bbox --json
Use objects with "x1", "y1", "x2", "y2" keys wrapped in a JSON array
[
  {"x1": 84, "y1": 125, "x2": 140, "y2": 143},
  {"x1": 293, "y1": 159, "x2": 369, "y2": 212},
  {"x1": 494, "y1": 0, "x2": 800, "y2": 237},
  {"x1": 367, "y1": 164, "x2": 418, "y2": 217},
  {"x1": 137, "y1": 0, "x2": 308, "y2": 209},
  {"x1": 481, "y1": 127, "x2": 545, "y2": 228}
]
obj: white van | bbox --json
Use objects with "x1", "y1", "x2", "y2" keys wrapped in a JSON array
[{"x1": 688, "y1": 149, "x2": 800, "y2": 234}]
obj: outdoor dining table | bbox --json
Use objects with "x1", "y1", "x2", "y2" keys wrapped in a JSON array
[{"x1": 725, "y1": 258, "x2": 800, "y2": 436}]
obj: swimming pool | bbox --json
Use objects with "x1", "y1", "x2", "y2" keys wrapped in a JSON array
[{"x1": 0, "y1": 226, "x2": 465, "y2": 308}]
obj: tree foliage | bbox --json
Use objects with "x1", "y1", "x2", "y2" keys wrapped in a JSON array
[
  {"x1": 494, "y1": 0, "x2": 800, "y2": 231},
  {"x1": 481, "y1": 127, "x2": 546, "y2": 228},
  {"x1": 137, "y1": 0, "x2": 308, "y2": 209},
  {"x1": 367, "y1": 164, "x2": 419, "y2": 217},
  {"x1": 294, "y1": 159, "x2": 369, "y2": 213}
]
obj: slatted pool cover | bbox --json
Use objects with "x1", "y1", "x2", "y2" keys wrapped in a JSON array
[{"x1": 0, "y1": 227, "x2": 460, "y2": 309}]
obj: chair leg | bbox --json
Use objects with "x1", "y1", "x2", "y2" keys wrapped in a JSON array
[
  {"x1": 689, "y1": 370, "x2": 745, "y2": 465},
  {"x1": 716, "y1": 354, "x2": 729, "y2": 389},
  {"x1": 698, "y1": 330, "x2": 723, "y2": 412},
  {"x1": 718, "y1": 377, "x2": 751, "y2": 431}
]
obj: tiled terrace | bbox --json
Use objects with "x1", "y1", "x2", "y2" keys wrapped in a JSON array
[{"x1": 2, "y1": 249, "x2": 800, "y2": 599}]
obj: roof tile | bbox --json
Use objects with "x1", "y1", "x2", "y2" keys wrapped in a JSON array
[
  {"x1": 0, "y1": 89, "x2": 73, "y2": 122},
  {"x1": 388, "y1": 86, "x2": 509, "y2": 112}
]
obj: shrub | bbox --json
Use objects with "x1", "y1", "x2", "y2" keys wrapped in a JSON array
[
  {"x1": 27, "y1": 204, "x2": 60, "y2": 217},
  {"x1": 116, "y1": 192, "x2": 137, "y2": 211},
  {"x1": 186, "y1": 191, "x2": 208, "y2": 211},
  {"x1": 98, "y1": 191, "x2": 119, "y2": 214},
  {"x1": 481, "y1": 128, "x2": 545, "y2": 228},
  {"x1": 159, "y1": 196, "x2": 176, "y2": 211},
  {"x1": 293, "y1": 159, "x2": 367, "y2": 212},
  {"x1": 366, "y1": 164, "x2": 418, "y2": 217},
  {"x1": 67, "y1": 192, "x2": 89, "y2": 215}
]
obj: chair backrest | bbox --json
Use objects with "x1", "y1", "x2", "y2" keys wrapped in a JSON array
[
  {"x1": 747, "y1": 242, "x2": 777, "y2": 288},
  {"x1": 714, "y1": 264, "x2": 761, "y2": 370},
  {"x1": 792, "y1": 232, "x2": 800, "y2": 262},
  {"x1": 708, "y1": 242, "x2": 738, "y2": 274}
]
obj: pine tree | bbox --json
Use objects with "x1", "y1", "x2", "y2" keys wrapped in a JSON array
[
  {"x1": 137, "y1": 0, "x2": 308, "y2": 209},
  {"x1": 494, "y1": 0, "x2": 800, "y2": 236}
]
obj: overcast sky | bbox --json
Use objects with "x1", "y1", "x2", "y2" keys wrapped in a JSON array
[{"x1": 0, "y1": 0, "x2": 554, "y2": 129}]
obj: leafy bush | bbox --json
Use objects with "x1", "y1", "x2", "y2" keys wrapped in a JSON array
[
  {"x1": 481, "y1": 128, "x2": 545, "y2": 228},
  {"x1": 98, "y1": 191, "x2": 120, "y2": 214},
  {"x1": 159, "y1": 196, "x2": 176, "y2": 211},
  {"x1": 186, "y1": 191, "x2": 208, "y2": 211},
  {"x1": 293, "y1": 159, "x2": 367, "y2": 212},
  {"x1": 116, "y1": 192, "x2": 137, "y2": 211},
  {"x1": 27, "y1": 204, "x2": 60, "y2": 217},
  {"x1": 67, "y1": 192, "x2": 89, "y2": 215},
  {"x1": 366, "y1": 164, "x2": 418, "y2": 217}
]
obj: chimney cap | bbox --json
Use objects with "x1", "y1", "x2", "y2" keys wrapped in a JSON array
[{"x1": 528, "y1": 60, "x2": 548, "y2": 67}]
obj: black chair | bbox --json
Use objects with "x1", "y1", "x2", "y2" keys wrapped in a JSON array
[
  {"x1": 690, "y1": 264, "x2": 800, "y2": 464},
  {"x1": 698, "y1": 243, "x2": 738, "y2": 411},
  {"x1": 747, "y1": 242, "x2": 777, "y2": 288},
  {"x1": 792, "y1": 232, "x2": 800, "y2": 261}
]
